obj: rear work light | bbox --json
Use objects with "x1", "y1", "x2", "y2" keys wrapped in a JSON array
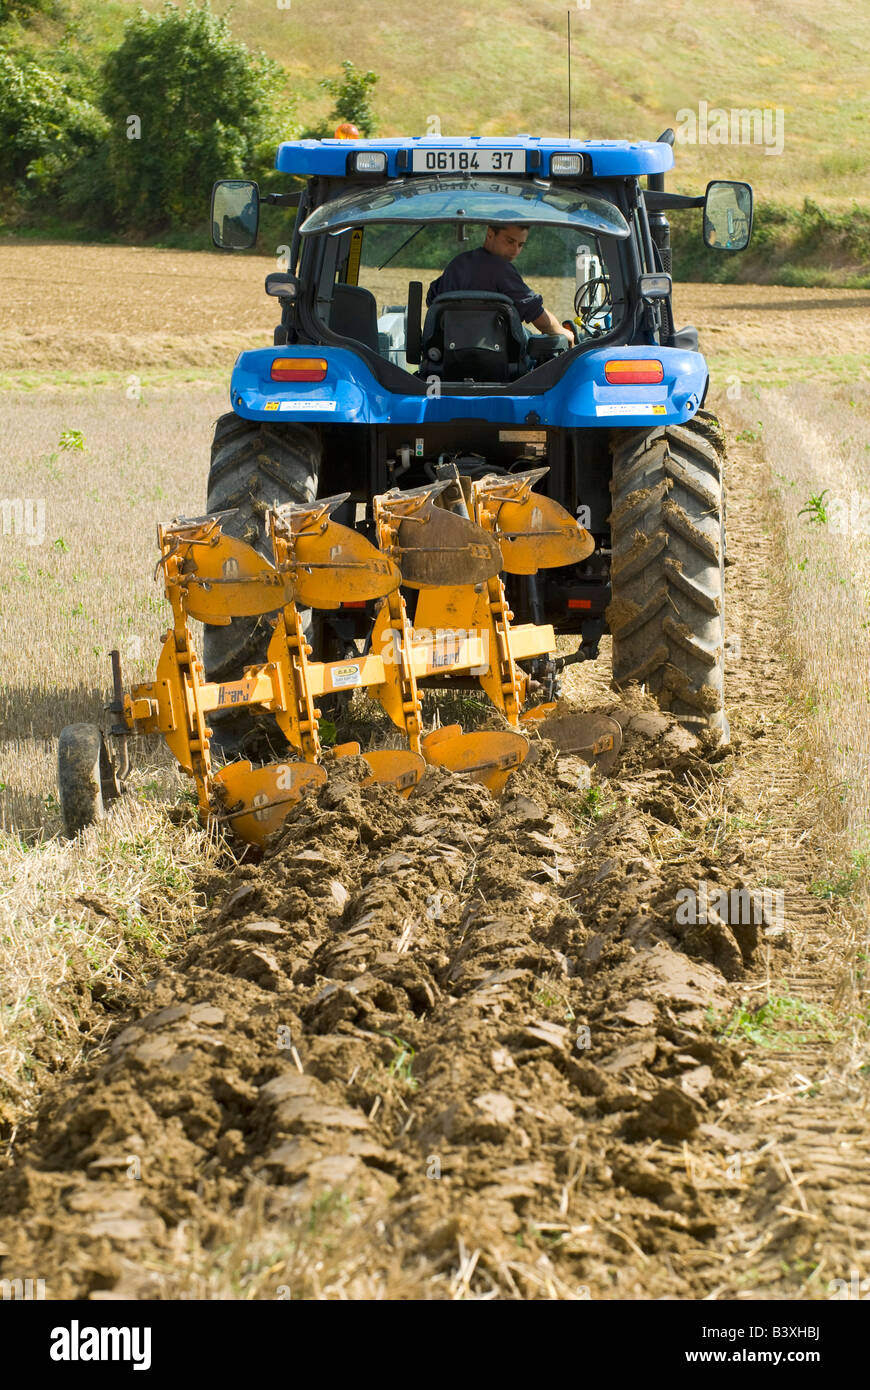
[
  {"x1": 550, "y1": 153, "x2": 587, "y2": 176},
  {"x1": 604, "y1": 359, "x2": 664, "y2": 385},
  {"x1": 271, "y1": 358, "x2": 328, "y2": 382},
  {"x1": 352, "y1": 151, "x2": 387, "y2": 173}
]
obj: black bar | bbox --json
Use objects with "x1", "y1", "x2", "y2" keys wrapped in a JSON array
[{"x1": 6, "y1": 1297, "x2": 861, "y2": 1375}]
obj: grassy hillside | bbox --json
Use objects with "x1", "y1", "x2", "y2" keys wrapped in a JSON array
[{"x1": 31, "y1": 0, "x2": 870, "y2": 208}]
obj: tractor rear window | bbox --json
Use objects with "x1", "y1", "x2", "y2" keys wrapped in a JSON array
[{"x1": 318, "y1": 220, "x2": 626, "y2": 377}]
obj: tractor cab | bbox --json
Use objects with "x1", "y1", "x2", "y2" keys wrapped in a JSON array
[
  {"x1": 211, "y1": 138, "x2": 752, "y2": 397},
  {"x1": 287, "y1": 171, "x2": 632, "y2": 385}
]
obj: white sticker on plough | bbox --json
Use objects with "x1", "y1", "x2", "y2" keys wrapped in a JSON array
[{"x1": 332, "y1": 663, "x2": 362, "y2": 689}]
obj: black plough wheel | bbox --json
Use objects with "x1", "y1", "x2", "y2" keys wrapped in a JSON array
[{"x1": 58, "y1": 723, "x2": 116, "y2": 836}]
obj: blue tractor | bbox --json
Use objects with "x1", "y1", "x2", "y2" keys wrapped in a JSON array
[{"x1": 207, "y1": 131, "x2": 753, "y2": 753}]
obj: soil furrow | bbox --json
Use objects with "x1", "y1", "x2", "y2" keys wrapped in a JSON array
[{"x1": 0, "y1": 404, "x2": 866, "y2": 1300}]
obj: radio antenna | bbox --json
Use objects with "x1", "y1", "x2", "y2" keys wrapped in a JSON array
[{"x1": 567, "y1": 12, "x2": 572, "y2": 139}]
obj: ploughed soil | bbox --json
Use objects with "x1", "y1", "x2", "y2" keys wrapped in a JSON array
[{"x1": 0, "y1": 415, "x2": 867, "y2": 1300}]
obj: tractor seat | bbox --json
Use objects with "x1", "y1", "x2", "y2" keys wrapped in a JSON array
[
  {"x1": 420, "y1": 292, "x2": 530, "y2": 383},
  {"x1": 329, "y1": 283, "x2": 380, "y2": 353}
]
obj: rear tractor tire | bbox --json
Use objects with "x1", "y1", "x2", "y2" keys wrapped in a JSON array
[
  {"x1": 607, "y1": 409, "x2": 729, "y2": 742},
  {"x1": 204, "y1": 413, "x2": 322, "y2": 681},
  {"x1": 203, "y1": 413, "x2": 322, "y2": 759}
]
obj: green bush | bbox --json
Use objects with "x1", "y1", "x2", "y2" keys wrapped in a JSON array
[
  {"x1": 98, "y1": 1, "x2": 289, "y2": 233},
  {"x1": 0, "y1": 0, "x2": 55, "y2": 22},
  {"x1": 304, "y1": 59, "x2": 378, "y2": 139},
  {"x1": 0, "y1": 46, "x2": 105, "y2": 196},
  {"x1": 323, "y1": 59, "x2": 378, "y2": 135}
]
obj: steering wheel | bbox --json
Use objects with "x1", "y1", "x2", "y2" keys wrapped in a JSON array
[{"x1": 574, "y1": 275, "x2": 613, "y2": 338}]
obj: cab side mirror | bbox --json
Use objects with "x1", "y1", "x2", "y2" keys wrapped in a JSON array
[
  {"x1": 703, "y1": 180, "x2": 753, "y2": 252},
  {"x1": 211, "y1": 180, "x2": 260, "y2": 250}
]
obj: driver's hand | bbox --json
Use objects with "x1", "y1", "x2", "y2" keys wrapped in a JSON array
[{"x1": 560, "y1": 321, "x2": 577, "y2": 343}]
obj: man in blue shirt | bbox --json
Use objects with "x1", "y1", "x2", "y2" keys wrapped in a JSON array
[{"x1": 426, "y1": 223, "x2": 574, "y2": 341}]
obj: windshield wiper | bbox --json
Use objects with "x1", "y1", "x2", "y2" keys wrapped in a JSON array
[{"x1": 378, "y1": 224, "x2": 426, "y2": 271}]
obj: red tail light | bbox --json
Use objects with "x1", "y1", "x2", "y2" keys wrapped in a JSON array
[
  {"x1": 604, "y1": 359, "x2": 663, "y2": 385},
  {"x1": 271, "y1": 357, "x2": 328, "y2": 382}
]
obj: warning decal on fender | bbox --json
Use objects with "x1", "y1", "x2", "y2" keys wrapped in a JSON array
[{"x1": 596, "y1": 403, "x2": 668, "y2": 416}]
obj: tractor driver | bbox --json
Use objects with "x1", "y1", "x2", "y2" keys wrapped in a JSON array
[{"x1": 426, "y1": 223, "x2": 574, "y2": 342}]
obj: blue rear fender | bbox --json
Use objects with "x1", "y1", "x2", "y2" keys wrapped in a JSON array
[{"x1": 229, "y1": 345, "x2": 708, "y2": 429}]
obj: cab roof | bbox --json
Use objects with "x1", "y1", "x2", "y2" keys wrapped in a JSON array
[{"x1": 275, "y1": 135, "x2": 674, "y2": 179}]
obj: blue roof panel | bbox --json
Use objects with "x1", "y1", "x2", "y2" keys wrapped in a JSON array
[{"x1": 274, "y1": 136, "x2": 674, "y2": 179}]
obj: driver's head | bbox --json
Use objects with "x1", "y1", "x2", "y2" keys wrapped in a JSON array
[{"x1": 484, "y1": 223, "x2": 529, "y2": 261}]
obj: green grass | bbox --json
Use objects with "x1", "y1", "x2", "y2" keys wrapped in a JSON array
[
  {"x1": 382, "y1": 1032, "x2": 418, "y2": 1090},
  {"x1": 0, "y1": 799, "x2": 220, "y2": 1118},
  {"x1": 557, "y1": 783, "x2": 617, "y2": 826},
  {"x1": 700, "y1": 352, "x2": 870, "y2": 388},
  {"x1": 533, "y1": 985, "x2": 575, "y2": 1021},
  {"x1": 809, "y1": 851, "x2": 870, "y2": 901},
  {"x1": 317, "y1": 718, "x2": 338, "y2": 747},
  {"x1": 711, "y1": 994, "x2": 841, "y2": 1050},
  {"x1": 192, "y1": 0, "x2": 870, "y2": 209},
  {"x1": 736, "y1": 424, "x2": 763, "y2": 443},
  {"x1": 798, "y1": 490, "x2": 831, "y2": 526},
  {"x1": 305, "y1": 1187, "x2": 353, "y2": 1236}
]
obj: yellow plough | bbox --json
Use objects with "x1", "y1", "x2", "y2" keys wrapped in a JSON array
[{"x1": 58, "y1": 470, "x2": 622, "y2": 845}]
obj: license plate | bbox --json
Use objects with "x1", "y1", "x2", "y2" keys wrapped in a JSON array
[{"x1": 411, "y1": 148, "x2": 523, "y2": 174}]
